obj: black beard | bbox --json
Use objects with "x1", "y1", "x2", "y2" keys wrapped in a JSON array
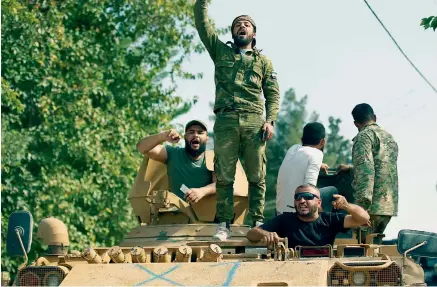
[
  {"x1": 297, "y1": 205, "x2": 318, "y2": 217},
  {"x1": 232, "y1": 33, "x2": 253, "y2": 48},
  {"x1": 185, "y1": 139, "x2": 206, "y2": 158}
]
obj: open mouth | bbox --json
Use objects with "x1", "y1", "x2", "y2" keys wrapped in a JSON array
[
  {"x1": 238, "y1": 30, "x2": 247, "y2": 37},
  {"x1": 190, "y1": 139, "x2": 200, "y2": 149},
  {"x1": 298, "y1": 204, "x2": 308, "y2": 212}
]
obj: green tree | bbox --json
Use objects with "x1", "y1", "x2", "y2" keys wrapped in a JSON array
[
  {"x1": 264, "y1": 88, "x2": 352, "y2": 218},
  {"x1": 1, "y1": 0, "x2": 204, "y2": 274},
  {"x1": 421, "y1": 16, "x2": 437, "y2": 31},
  {"x1": 324, "y1": 117, "x2": 353, "y2": 167}
]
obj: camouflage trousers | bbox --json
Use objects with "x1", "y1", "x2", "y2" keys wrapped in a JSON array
[{"x1": 214, "y1": 110, "x2": 266, "y2": 223}]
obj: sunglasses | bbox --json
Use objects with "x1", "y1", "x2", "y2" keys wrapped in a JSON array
[{"x1": 294, "y1": 192, "x2": 320, "y2": 201}]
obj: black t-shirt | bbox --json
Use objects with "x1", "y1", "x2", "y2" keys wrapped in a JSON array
[{"x1": 260, "y1": 212, "x2": 349, "y2": 248}]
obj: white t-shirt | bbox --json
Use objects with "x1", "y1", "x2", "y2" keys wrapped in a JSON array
[{"x1": 276, "y1": 144, "x2": 324, "y2": 213}]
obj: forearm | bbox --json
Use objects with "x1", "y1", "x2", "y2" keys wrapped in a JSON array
[
  {"x1": 136, "y1": 132, "x2": 167, "y2": 155},
  {"x1": 345, "y1": 203, "x2": 370, "y2": 224},
  {"x1": 353, "y1": 187, "x2": 373, "y2": 210},
  {"x1": 352, "y1": 168, "x2": 374, "y2": 210},
  {"x1": 265, "y1": 95, "x2": 280, "y2": 123},
  {"x1": 246, "y1": 227, "x2": 268, "y2": 243},
  {"x1": 304, "y1": 158, "x2": 323, "y2": 185},
  {"x1": 194, "y1": 0, "x2": 218, "y2": 59},
  {"x1": 194, "y1": 0, "x2": 207, "y2": 25},
  {"x1": 352, "y1": 134, "x2": 375, "y2": 210},
  {"x1": 199, "y1": 182, "x2": 216, "y2": 197},
  {"x1": 263, "y1": 61, "x2": 280, "y2": 122}
]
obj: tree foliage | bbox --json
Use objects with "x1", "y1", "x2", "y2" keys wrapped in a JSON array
[
  {"x1": 1, "y1": 0, "x2": 203, "y2": 273},
  {"x1": 421, "y1": 16, "x2": 437, "y2": 31},
  {"x1": 264, "y1": 88, "x2": 352, "y2": 217},
  {"x1": 324, "y1": 117, "x2": 353, "y2": 167}
]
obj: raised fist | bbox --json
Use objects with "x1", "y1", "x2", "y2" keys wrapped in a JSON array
[
  {"x1": 165, "y1": 129, "x2": 181, "y2": 144},
  {"x1": 332, "y1": 194, "x2": 349, "y2": 210}
]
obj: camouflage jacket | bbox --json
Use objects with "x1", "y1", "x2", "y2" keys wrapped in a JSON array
[
  {"x1": 194, "y1": 0, "x2": 280, "y2": 123},
  {"x1": 352, "y1": 123, "x2": 399, "y2": 216}
]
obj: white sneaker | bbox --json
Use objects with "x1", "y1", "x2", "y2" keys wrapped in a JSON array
[
  {"x1": 212, "y1": 222, "x2": 230, "y2": 241},
  {"x1": 253, "y1": 221, "x2": 263, "y2": 228}
]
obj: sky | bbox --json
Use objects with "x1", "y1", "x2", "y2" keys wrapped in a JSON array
[{"x1": 173, "y1": 0, "x2": 437, "y2": 238}]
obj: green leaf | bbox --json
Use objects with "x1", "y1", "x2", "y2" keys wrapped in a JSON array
[
  {"x1": 1, "y1": 0, "x2": 207, "y2": 277},
  {"x1": 420, "y1": 16, "x2": 437, "y2": 31}
]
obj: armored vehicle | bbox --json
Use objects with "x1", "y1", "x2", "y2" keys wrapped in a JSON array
[{"x1": 6, "y1": 151, "x2": 437, "y2": 286}]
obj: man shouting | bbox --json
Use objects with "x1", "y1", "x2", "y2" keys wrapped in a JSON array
[{"x1": 194, "y1": 0, "x2": 280, "y2": 241}]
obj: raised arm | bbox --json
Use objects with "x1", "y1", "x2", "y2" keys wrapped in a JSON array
[
  {"x1": 194, "y1": 0, "x2": 220, "y2": 61},
  {"x1": 332, "y1": 194, "x2": 370, "y2": 228},
  {"x1": 262, "y1": 58, "x2": 280, "y2": 124},
  {"x1": 136, "y1": 129, "x2": 181, "y2": 163},
  {"x1": 351, "y1": 133, "x2": 375, "y2": 210}
]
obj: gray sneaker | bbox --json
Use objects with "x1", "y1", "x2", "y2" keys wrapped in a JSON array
[{"x1": 212, "y1": 222, "x2": 230, "y2": 241}]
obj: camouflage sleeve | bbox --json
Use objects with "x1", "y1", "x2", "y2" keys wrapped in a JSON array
[
  {"x1": 194, "y1": 0, "x2": 219, "y2": 61},
  {"x1": 262, "y1": 58, "x2": 280, "y2": 123},
  {"x1": 352, "y1": 133, "x2": 375, "y2": 210}
]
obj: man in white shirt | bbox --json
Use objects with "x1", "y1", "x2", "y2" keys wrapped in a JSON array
[{"x1": 276, "y1": 122, "x2": 338, "y2": 214}]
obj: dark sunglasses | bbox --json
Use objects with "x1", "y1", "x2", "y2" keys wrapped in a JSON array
[{"x1": 294, "y1": 192, "x2": 319, "y2": 201}]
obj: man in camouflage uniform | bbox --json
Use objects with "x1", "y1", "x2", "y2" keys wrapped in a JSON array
[
  {"x1": 339, "y1": 103, "x2": 398, "y2": 241},
  {"x1": 194, "y1": 0, "x2": 280, "y2": 240}
]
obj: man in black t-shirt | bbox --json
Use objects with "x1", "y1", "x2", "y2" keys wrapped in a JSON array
[{"x1": 246, "y1": 184, "x2": 370, "y2": 248}]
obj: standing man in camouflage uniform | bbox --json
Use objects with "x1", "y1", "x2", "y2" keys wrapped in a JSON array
[
  {"x1": 194, "y1": 0, "x2": 280, "y2": 240},
  {"x1": 339, "y1": 103, "x2": 398, "y2": 239}
]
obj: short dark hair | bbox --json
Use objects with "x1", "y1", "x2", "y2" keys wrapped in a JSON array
[
  {"x1": 296, "y1": 183, "x2": 318, "y2": 191},
  {"x1": 295, "y1": 184, "x2": 320, "y2": 195},
  {"x1": 302, "y1": 122, "x2": 325, "y2": 146},
  {"x1": 352, "y1": 103, "x2": 375, "y2": 124}
]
